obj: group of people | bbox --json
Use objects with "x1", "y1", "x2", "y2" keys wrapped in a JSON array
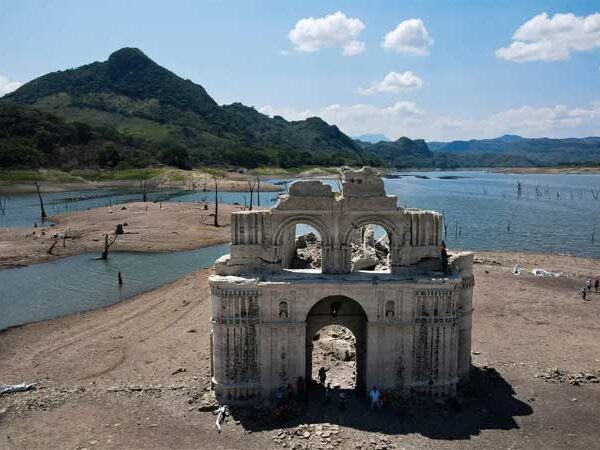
[
  {"x1": 581, "y1": 278, "x2": 600, "y2": 300},
  {"x1": 318, "y1": 366, "x2": 386, "y2": 411}
]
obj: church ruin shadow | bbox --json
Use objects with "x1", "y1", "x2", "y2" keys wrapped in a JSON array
[{"x1": 227, "y1": 365, "x2": 533, "y2": 440}]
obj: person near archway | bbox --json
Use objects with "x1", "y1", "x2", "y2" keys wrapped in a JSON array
[
  {"x1": 440, "y1": 240, "x2": 448, "y2": 272},
  {"x1": 318, "y1": 366, "x2": 329, "y2": 385},
  {"x1": 369, "y1": 386, "x2": 381, "y2": 410}
]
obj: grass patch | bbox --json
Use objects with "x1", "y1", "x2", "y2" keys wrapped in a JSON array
[
  {"x1": 0, "y1": 169, "x2": 87, "y2": 184},
  {"x1": 252, "y1": 166, "x2": 341, "y2": 177},
  {"x1": 84, "y1": 168, "x2": 165, "y2": 181}
]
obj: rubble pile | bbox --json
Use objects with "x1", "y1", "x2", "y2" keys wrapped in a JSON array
[
  {"x1": 535, "y1": 368, "x2": 600, "y2": 386},
  {"x1": 312, "y1": 326, "x2": 357, "y2": 389},
  {"x1": 272, "y1": 423, "x2": 344, "y2": 449},
  {"x1": 293, "y1": 232, "x2": 322, "y2": 269},
  {"x1": 294, "y1": 225, "x2": 390, "y2": 271},
  {"x1": 315, "y1": 326, "x2": 356, "y2": 362}
]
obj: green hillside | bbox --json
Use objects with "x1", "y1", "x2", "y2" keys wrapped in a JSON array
[{"x1": 2, "y1": 48, "x2": 379, "y2": 169}]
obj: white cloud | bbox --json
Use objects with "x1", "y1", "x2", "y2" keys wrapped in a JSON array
[
  {"x1": 358, "y1": 71, "x2": 423, "y2": 95},
  {"x1": 342, "y1": 40, "x2": 366, "y2": 56},
  {"x1": 260, "y1": 101, "x2": 600, "y2": 141},
  {"x1": 382, "y1": 19, "x2": 433, "y2": 55},
  {"x1": 0, "y1": 74, "x2": 22, "y2": 96},
  {"x1": 496, "y1": 12, "x2": 600, "y2": 62},
  {"x1": 288, "y1": 11, "x2": 365, "y2": 55}
]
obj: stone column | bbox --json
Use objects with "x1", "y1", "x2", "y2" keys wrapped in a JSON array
[{"x1": 456, "y1": 255, "x2": 474, "y2": 380}]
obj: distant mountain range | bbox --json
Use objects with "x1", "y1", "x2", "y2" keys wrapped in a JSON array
[
  {"x1": 1, "y1": 47, "x2": 378, "y2": 169},
  {"x1": 1, "y1": 47, "x2": 599, "y2": 171}
]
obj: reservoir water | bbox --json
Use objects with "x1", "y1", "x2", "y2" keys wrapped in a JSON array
[
  {"x1": 0, "y1": 244, "x2": 229, "y2": 330},
  {"x1": 1, "y1": 170, "x2": 598, "y2": 330}
]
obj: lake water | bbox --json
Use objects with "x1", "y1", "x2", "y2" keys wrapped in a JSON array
[
  {"x1": 0, "y1": 244, "x2": 229, "y2": 330},
  {"x1": 0, "y1": 187, "x2": 282, "y2": 228},
  {"x1": 1, "y1": 170, "x2": 598, "y2": 330},
  {"x1": 389, "y1": 171, "x2": 600, "y2": 258}
]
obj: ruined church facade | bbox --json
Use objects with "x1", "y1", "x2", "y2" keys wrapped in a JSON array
[{"x1": 209, "y1": 167, "x2": 474, "y2": 401}]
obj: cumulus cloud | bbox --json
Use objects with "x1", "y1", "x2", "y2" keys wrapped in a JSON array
[
  {"x1": 358, "y1": 71, "x2": 423, "y2": 95},
  {"x1": 496, "y1": 12, "x2": 600, "y2": 62},
  {"x1": 0, "y1": 74, "x2": 22, "y2": 96},
  {"x1": 288, "y1": 11, "x2": 366, "y2": 55},
  {"x1": 260, "y1": 101, "x2": 600, "y2": 141},
  {"x1": 382, "y1": 19, "x2": 433, "y2": 55},
  {"x1": 342, "y1": 40, "x2": 366, "y2": 56}
]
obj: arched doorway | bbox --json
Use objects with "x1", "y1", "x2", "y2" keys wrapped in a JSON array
[
  {"x1": 273, "y1": 216, "x2": 332, "y2": 273},
  {"x1": 305, "y1": 296, "x2": 368, "y2": 393}
]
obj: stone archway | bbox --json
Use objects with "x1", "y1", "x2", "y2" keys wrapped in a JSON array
[
  {"x1": 305, "y1": 295, "x2": 368, "y2": 393},
  {"x1": 272, "y1": 215, "x2": 333, "y2": 272},
  {"x1": 342, "y1": 215, "x2": 398, "y2": 272}
]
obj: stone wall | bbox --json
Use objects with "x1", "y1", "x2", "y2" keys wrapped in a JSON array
[{"x1": 209, "y1": 167, "x2": 474, "y2": 402}]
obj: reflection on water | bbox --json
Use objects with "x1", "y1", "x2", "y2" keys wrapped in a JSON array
[{"x1": 0, "y1": 244, "x2": 229, "y2": 330}]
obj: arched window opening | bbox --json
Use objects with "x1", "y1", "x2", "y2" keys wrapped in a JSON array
[
  {"x1": 281, "y1": 223, "x2": 322, "y2": 272},
  {"x1": 350, "y1": 224, "x2": 390, "y2": 272},
  {"x1": 278, "y1": 301, "x2": 289, "y2": 319},
  {"x1": 311, "y1": 325, "x2": 356, "y2": 390},
  {"x1": 385, "y1": 301, "x2": 395, "y2": 319}
]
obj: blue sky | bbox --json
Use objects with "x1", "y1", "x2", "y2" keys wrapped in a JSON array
[{"x1": 1, "y1": 0, "x2": 599, "y2": 140}]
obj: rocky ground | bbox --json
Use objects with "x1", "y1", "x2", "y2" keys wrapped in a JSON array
[
  {"x1": 292, "y1": 226, "x2": 390, "y2": 271},
  {"x1": 312, "y1": 326, "x2": 357, "y2": 390},
  {"x1": 0, "y1": 202, "x2": 249, "y2": 269},
  {"x1": 1, "y1": 249, "x2": 600, "y2": 449}
]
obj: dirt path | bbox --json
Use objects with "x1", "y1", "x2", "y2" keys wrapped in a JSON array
[
  {"x1": 0, "y1": 202, "x2": 252, "y2": 269},
  {"x1": 1, "y1": 251, "x2": 599, "y2": 449}
]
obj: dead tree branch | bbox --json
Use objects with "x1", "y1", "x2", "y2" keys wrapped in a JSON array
[
  {"x1": 101, "y1": 233, "x2": 118, "y2": 260},
  {"x1": 213, "y1": 176, "x2": 219, "y2": 227},
  {"x1": 34, "y1": 182, "x2": 47, "y2": 220}
]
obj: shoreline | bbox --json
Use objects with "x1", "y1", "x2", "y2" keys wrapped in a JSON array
[
  {"x1": 1, "y1": 249, "x2": 600, "y2": 449},
  {"x1": 0, "y1": 201, "x2": 245, "y2": 269},
  {"x1": 2, "y1": 248, "x2": 598, "y2": 333}
]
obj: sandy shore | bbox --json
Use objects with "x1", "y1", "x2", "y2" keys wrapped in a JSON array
[
  {"x1": 0, "y1": 201, "x2": 251, "y2": 269},
  {"x1": 1, "y1": 250, "x2": 599, "y2": 449}
]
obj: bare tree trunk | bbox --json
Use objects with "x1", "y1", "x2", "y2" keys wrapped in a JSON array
[
  {"x1": 140, "y1": 180, "x2": 148, "y2": 202},
  {"x1": 256, "y1": 176, "x2": 261, "y2": 206},
  {"x1": 47, "y1": 238, "x2": 58, "y2": 255},
  {"x1": 247, "y1": 180, "x2": 256, "y2": 211},
  {"x1": 101, "y1": 234, "x2": 118, "y2": 260},
  {"x1": 34, "y1": 182, "x2": 47, "y2": 220},
  {"x1": 0, "y1": 197, "x2": 6, "y2": 215},
  {"x1": 213, "y1": 177, "x2": 219, "y2": 227}
]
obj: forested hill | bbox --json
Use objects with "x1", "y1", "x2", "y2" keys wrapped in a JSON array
[
  {"x1": 356, "y1": 137, "x2": 432, "y2": 168},
  {"x1": 1, "y1": 47, "x2": 378, "y2": 169}
]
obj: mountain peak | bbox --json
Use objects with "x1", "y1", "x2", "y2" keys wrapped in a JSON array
[{"x1": 107, "y1": 47, "x2": 154, "y2": 73}]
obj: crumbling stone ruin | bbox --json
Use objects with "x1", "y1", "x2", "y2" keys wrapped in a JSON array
[{"x1": 209, "y1": 167, "x2": 474, "y2": 401}]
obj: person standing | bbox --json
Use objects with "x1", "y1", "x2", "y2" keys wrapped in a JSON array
[
  {"x1": 594, "y1": 279, "x2": 599, "y2": 293},
  {"x1": 587, "y1": 278, "x2": 592, "y2": 291},
  {"x1": 440, "y1": 240, "x2": 448, "y2": 271},
  {"x1": 369, "y1": 386, "x2": 381, "y2": 410},
  {"x1": 318, "y1": 367, "x2": 329, "y2": 385}
]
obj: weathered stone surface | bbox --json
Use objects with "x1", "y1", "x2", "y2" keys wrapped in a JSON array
[{"x1": 209, "y1": 167, "x2": 474, "y2": 402}]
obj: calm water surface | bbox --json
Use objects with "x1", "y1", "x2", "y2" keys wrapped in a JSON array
[
  {"x1": 1, "y1": 171, "x2": 598, "y2": 330},
  {"x1": 0, "y1": 244, "x2": 229, "y2": 330}
]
